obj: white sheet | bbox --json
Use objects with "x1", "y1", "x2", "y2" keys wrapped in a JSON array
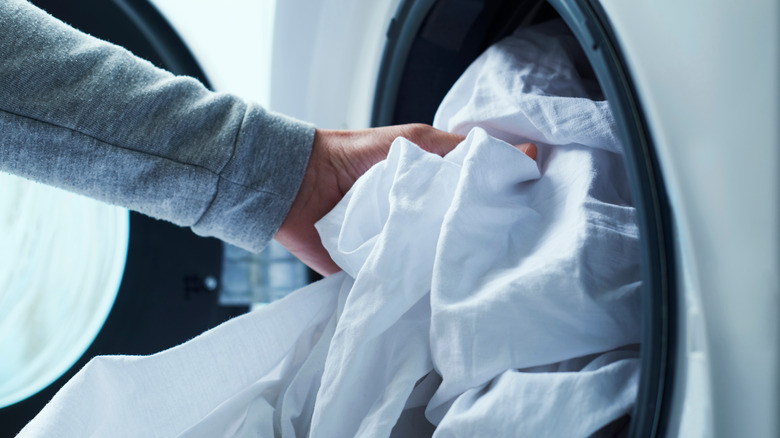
[
  {"x1": 426, "y1": 21, "x2": 641, "y2": 434},
  {"x1": 19, "y1": 20, "x2": 641, "y2": 438}
]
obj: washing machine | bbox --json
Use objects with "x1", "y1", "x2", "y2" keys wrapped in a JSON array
[
  {"x1": 1, "y1": 0, "x2": 778, "y2": 437},
  {"x1": 268, "y1": 0, "x2": 778, "y2": 436}
]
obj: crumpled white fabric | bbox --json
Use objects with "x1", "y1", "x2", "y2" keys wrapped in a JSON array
[
  {"x1": 425, "y1": 21, "x2": 641, "y2": 434},
  {"x1": 19, "y1": 20, "x2": 641, "y2": 438}
]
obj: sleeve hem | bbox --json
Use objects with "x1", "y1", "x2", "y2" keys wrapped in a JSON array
[{"x1": 191, "y1": 107, "x2": 316, "y2": 252}]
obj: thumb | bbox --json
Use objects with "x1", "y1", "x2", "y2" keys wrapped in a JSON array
[{"x1": 515, "y1": 143, "x2": 537, "y2": 160}]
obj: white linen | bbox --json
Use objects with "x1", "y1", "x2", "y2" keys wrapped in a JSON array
[
  {"x1": 433, "y1": 350, "x2": 640, "y2": 438},
  {"x1": 19, "y1": 20, "x2": 640, "y2": 438},
  {"x1": 19, "y1": 273, "x2": 344, "y2": 437},
  {"x1": 426, "y1": 21, "x2": 641, "y2": 434},
  {"x1": 310, "y1": 129, "x2": 541, "y2": 438}
]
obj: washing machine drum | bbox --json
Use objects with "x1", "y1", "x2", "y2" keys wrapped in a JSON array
[{"x1": 371, "y1": 1, "x2": 673, "y2": 437}]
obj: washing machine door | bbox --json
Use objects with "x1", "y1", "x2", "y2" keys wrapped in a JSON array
[{"x1": 0, "y1": 1, "x2": 247, "y2": 435}]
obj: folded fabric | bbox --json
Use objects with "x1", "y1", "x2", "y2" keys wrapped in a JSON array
[{"x1": 19, "y1": 19, "x2": 641, "y2": 438}]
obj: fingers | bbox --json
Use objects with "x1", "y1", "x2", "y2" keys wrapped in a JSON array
[
  {"x1": 400, "y1": 124, "x2": 465, "y2": 157},
  {"x1": 277, "y1": 126, "x2": 538, "y2": 277},
  {"x1": 515, "y1": 142, "x2": 537, "y2": 160},
  {"x1": 403, "y1": 124, "x2": 538, "y2": 161}
]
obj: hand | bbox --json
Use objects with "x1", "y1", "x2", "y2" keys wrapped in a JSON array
[{"x1": 275, "y1": 123, "x2": 537, "y2": 276}]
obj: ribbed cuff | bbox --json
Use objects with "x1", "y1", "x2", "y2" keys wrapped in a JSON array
[{"x1": 192, "y1": 105, "x2": 315, "y2": 252}]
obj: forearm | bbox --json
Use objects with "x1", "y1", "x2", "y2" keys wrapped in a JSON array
[{"x1": 0, "y1": 0, "x2": 315, "y2": 251}]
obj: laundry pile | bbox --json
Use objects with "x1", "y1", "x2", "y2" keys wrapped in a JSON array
[{"x1": 20, "y1": 20, "x2": 641, "y2": 438}]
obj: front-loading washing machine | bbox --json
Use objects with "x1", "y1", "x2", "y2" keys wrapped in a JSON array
[{"x1": 1, "y1": 0, "x2": 777, "y2": 437}]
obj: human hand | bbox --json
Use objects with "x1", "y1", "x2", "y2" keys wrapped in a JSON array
[{"x1": 275, "y1": 123, "x2": 537, "y2": 276}]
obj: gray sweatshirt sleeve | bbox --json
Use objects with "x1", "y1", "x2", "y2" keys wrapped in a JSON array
[{"x1": 0, "y1": 0, "x2": 315, "y2": 252}]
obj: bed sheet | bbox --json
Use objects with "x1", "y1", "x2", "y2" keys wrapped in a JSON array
[{"x1": 19, "y1": 20, "x2": 641, "y2": 438}]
